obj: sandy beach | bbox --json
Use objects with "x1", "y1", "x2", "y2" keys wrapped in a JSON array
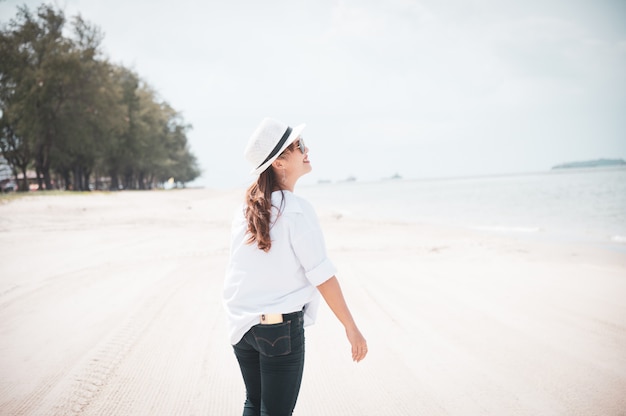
[{"x1": 0, "y1": 189, "x2": 625, "y2": 416}]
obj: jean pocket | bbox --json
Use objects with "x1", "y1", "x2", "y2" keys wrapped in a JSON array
[{"x1": 252, "y1": 321, "x2": 292, "y2": 357}]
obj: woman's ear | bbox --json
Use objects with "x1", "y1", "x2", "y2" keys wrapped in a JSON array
[{"x1": 272, "y1": 159, "x2": 284, "y2": 170}]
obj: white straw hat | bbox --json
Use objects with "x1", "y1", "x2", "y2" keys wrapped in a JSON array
[{"x1": 245, "y1": 118, "x2": 306, "y2": 176}]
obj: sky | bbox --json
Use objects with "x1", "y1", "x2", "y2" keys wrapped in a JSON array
[{"x1": 1, "y1": 0, "x2": 625, "y2": 189}]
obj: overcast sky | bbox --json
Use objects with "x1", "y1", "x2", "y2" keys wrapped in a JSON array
[{"x1": 1, "y1": 0, "x2": 625, "y2": 188}]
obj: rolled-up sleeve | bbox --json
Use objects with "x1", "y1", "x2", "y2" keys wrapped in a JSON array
[
  {"x1": 291, "y1": 227, "x2": 336, "y2": 287},
  {"x1": 305, "y1": 257, "x2": 336, "y2": 286}
]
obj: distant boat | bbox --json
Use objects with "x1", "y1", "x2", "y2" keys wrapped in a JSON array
[{"x1": 552, "y1": 158, "x2": 626, "y2": 170}]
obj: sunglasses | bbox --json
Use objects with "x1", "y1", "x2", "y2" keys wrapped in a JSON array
[{"x1": 295, "y1": 138, "x2": 306, "y2": 154}]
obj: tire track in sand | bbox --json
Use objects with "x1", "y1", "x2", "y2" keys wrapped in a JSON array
[
  {"x1": 48, "y1": 266, "x2": 192, "y2": 416},
  {"x1": 0, "y1": 266, "x2": 126, "y2": 416}
]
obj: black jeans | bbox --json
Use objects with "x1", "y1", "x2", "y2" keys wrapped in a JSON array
[{"x1": 233, "y1": 310, "x2": 305, "y2": 416}]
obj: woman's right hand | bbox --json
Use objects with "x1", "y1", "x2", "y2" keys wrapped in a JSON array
[
  {"x1": 346, "y1": 326, "x2": 368, "y2": 362},
  {"x1": 317, "y1": 276, "x2": 368, "y2": 362}
]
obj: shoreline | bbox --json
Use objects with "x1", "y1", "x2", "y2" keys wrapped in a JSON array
[
  {"x1": 4, "y1": 187, "x2": 624, "y2": 252},
  {"x1": 310, "y1": 202, "x2": 626, "y2": 256},
  {"x1": 298, "y1": 170, "x2": 626, "y2": 253}
]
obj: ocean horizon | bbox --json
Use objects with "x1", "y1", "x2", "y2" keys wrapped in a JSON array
[{"x1": 299, "y1": 166, "x2": 626, "y2": 251}]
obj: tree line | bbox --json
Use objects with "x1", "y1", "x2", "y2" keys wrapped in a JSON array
[{"x1": 0, "y1": 4, "x2": 201, "y2": 191}]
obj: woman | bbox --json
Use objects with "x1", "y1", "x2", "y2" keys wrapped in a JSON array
[{"x1": 223, "y1": 117, "x2": 368, "y2": 415}]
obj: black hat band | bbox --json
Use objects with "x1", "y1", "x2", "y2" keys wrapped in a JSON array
[{"x1": 257, "y1": 126, "x2": 292, "y2": 169}]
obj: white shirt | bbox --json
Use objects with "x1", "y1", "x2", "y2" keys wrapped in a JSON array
[{"x1": 223, "y1": 190, "x2": 337, "y2": 345}]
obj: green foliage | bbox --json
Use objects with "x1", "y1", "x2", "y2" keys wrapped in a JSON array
[{"x1": 0, "y1": 4, "x2": 201, "y2": 191}]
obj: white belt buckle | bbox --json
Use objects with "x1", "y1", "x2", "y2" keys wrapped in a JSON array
[{"x1": 260, "y1": 313, "x2": 283, "y2": 325}]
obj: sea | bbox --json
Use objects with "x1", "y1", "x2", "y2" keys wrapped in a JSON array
[{"x1": 299, "y1": 167, "x2": 626, "y2": 251}]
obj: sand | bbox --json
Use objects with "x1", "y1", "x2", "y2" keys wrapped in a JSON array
[{"x1": 0, "y1": 189, "x2": 625, "y2": 416}]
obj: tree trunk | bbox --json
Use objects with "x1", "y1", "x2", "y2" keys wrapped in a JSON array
[
  {"x1": 62, "y1": 170, "x2": 71, "y2": 190},
  {"x1": 84, "y1": 170, "x2": 91, "y2": 191},
  {"x1": 43, "y1": 164, "x2": 53, "y2": 190},
  {"x1": 73, "y1": 166, "x2": 83, "y2": 191},
  {"x1": 124, "y1": 172, "x2": 133, "y2": 190},
  {"x1": 138, "y1": 171, "x2": 145, "y2": 190},
  {"x1": 35, "y1": 165, "x2": 44, "y2": 191},
  {"x1": 41, "y1": 129, "x2": 53, "y2": 190},
  {"x1": 19, "y1": 165, "x2": 28, "y2": 192},
  {"x1": 110, "y1": 171, "x2": 119, "y2": 191}
]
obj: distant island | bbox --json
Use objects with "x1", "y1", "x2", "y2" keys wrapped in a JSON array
[
  {"x1": 552, "y1": 158, "x2": 626, "y2": 170},
  {"x1": 383, "y1": 173, "x2": 402, "y2": 180}
]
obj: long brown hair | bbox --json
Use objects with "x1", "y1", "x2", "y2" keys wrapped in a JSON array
[{"x1": 244, "y1": 143, "x2": 296, "y2": 252}]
